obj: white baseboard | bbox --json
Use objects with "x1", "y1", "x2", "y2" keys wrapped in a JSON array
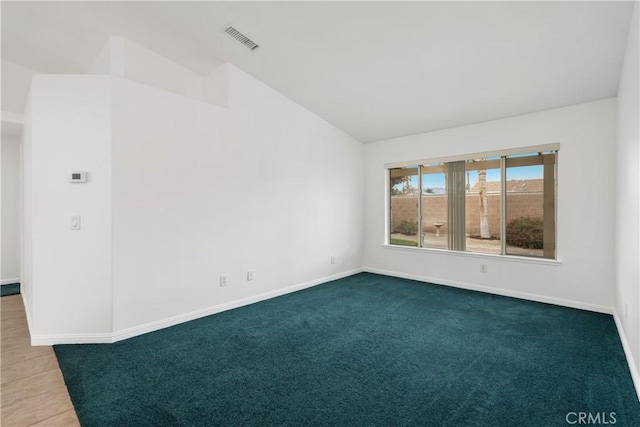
[
  {"x1": 21, "y1": 287, "x2": 33, "y2": 337},
  {"x1": 31, "y1": 333, "x2": 113, "y2": 346},
  {"x1": 613, "y1": 311, "x2": 640, "y2": 403},
  {"x1": 29, "y1": 266, "x2": 638, "y2": 404},
  {"x1": 112, "y1": 268, "x2": 363, "y2": 342},
  {"x1": 362, "y1": 267, "x2": 613, "y2": 314},
  {"x1": 363, "y1": 267, "x2": 640, "y2": 400},
  {"x1": 1, "y1": 278, "x2": 20, "y2": 285},
  {"x1": 31, "y1": 268, "x2": 364, "y2": 345}
]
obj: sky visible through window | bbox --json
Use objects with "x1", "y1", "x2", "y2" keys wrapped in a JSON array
[{"x1": 395, "y1": 165, "x2": 543, "y2": 192}]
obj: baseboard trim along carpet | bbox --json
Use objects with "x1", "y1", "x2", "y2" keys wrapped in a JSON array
[
  {"x1": 364, "y1": 267, "x2": 640, "y2": 403},
  {"x1": 614, "y1": 311, "x2": 640, "y2": 402},
  {"x1": 112, "y1": 268, "x2": 364, "y2": 342},
  {"x1": 362, "y1": 267, "x2": 612, "y2": 314},
  {"x1": 54, "y1": 272, "x2": 640, "y2": 426},
  {"x1": 31, "y1": 268, "x2": 364, "y2": 346}
]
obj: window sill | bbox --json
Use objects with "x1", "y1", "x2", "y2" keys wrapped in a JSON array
[{"x1": 382, "y1": 244, "x2": 562, "y2": 266}]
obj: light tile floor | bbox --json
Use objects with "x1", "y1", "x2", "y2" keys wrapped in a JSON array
[{"x1": 1, "y1": 294, "x2": 80, "y2": 426}]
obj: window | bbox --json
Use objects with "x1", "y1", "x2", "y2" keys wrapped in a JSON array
[
  {"x1": 421, "y1": 163, "x2": 448, "y2": 249},
  {"x1": 389, "y1": 167, "x2": 419, "y2": 247},
  {"x1": 388, "y1": 146, "x2": 557, "y2": 259}
]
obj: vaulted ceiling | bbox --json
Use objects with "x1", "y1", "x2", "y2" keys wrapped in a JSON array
[{"x1": 1, "y1": 1, "x2": 634, "y2": 142}]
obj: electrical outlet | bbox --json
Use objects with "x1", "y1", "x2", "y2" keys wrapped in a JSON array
[
  {"x1": 625, "y1": 303, "x2": 628, "y2": 319},
  {"x1": 331, "y1": 256, "x2": 335, "y2": 265},
  {"x1": 247, "y1": 271, "x2": 253, "y2": 281},
  {"x1": 70, "y1": 215, "x2": 81, "y2": 230},
  {"x1": 480, "y1": 264, "x2": 487, "y2": 273},
  {"x1": 219, "y1": 275, "x2": 228, "y2": 287}
]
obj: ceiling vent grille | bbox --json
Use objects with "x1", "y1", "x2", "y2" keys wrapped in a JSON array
[{"x1": 224, "y1": 26, "x2": 259, "y2": 51}]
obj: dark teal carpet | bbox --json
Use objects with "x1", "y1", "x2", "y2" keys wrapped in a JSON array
[
  {"x1": 54, "y1": 273, "x2": 640, "y2": 426},
  {"x1": 1, "y1": 283, "x2": 20, "y2": 297}
]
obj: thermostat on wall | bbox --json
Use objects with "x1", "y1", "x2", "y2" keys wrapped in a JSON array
[{"x1": 70, "y1": 171, "x2": 87, "y2": 183}]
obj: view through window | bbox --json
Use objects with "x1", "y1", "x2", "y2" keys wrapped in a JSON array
[{"x1": 389, "y1": 148, "x2": 557, "y2": 259}]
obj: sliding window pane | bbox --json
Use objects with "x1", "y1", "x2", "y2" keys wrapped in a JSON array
[
  {"x1": 465, "y1": 158, "x2": 502, "y2": 254},
  {"x1": 389, "y1": 167, "x2": 419, "y2": 247},
  {"x1": 421, "y1": 163, "x2": 448, "y2": 249},
  {"x1": 505, "y1": 152, "x2": 556, "y2": 258}
]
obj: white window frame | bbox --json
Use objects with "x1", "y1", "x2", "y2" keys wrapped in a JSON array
[{"x1": 385, "y1": 143, "x2": 560, "y2": 263}]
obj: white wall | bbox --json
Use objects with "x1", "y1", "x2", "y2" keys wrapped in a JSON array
[
  {"x1": 122, "y1": 38, "x2": 204, "y2": 101},
  {"x1": 89, "y1": 37, "x2": 204, "y2": 102},
  {"x1": 21, "y1": 93, "x2": 33, "y2": 319},
  {"x1": 88, "y1": 36, "x2": 124, "y2": 77},
  {"x1": 26, "y1": 76, "x2": 113, "y2": 336},
  {"x1": 616, "y1": 3, "x2": 640, "y2": 375},
  {"x1": 26, "y1": 61, "x2": 363, "y2": 341},
  {"x1": 227, "y1": 64, "x2": 364, "y2": 293},
  {"x1": 204, "y1": 64, "x2": 228, "y2": 107},
  {"x1": 2, "y1": 133, "x2": 21, "y2": 284},
  {"x1": 110, "y1": 65, "x2": 363, "y2": 332},
  {"x1": 363, "y1": 99, "x2": 617, "y2": 312},
  {"x1": 2, "y1": 59, "x2": 36, "y2": 114},
  {"x1": 111, "y1": 78, "x2": 230, "y2": 331}
]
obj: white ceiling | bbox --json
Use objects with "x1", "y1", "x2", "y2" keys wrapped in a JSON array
[{"x1": 1, "y1": 1, "x2": 634, "y2": 142}]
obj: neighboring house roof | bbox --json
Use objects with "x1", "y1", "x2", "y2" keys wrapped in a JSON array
[{"x1": 469, "y1": 179, "x2": 544, "y2": 193}]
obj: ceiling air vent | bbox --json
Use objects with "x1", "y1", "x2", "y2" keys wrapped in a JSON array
[{"x1": 224, "y1": 26, "x2": 259, "y2": 51}]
